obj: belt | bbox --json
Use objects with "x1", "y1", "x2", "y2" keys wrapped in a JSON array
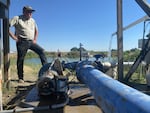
[{"x1": 18, "y1": 37, "x2": 32, "y2": 41}]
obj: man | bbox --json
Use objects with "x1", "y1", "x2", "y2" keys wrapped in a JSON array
[{"x1": 9, "y1": 6, "x2": 47, "y2": 83}]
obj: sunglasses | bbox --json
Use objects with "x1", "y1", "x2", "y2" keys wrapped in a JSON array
[{"x1": 25, "y1": 11, "x2": 33, "y2": 13}]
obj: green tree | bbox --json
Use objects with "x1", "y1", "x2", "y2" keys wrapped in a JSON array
[
  {"x1": 70, "y1": 47, "x2": 86, "y2": 52},
  {"x1": 70, "y1": 47, "x2": 79, "y2": 51}
]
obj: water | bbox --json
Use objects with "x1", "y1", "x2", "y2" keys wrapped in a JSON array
[
  {"x1": 25, "y1": 57, "x2": 81, "y2": 65},
  {"x1": 25, "y1": 57, "x2": 117, "y2": 65}
]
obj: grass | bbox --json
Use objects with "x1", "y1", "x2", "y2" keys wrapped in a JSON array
[
  {"x1": 124, "y1": 65, "x2": 147, "y2": 84},
  {"x1": 10, "y1": 58, "x2": 42, "y2": 76}
]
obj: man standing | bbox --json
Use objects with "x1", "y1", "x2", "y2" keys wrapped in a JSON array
[{"x1": 9, "y1": 6, "x2": 47, "y2": 83}]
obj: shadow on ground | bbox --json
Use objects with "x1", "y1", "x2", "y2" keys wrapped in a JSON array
[
  {"x1": 125, "y1": 81, "x2": 150, "y2": 95},
  {"x1": 4, "y1": 79, "x2": 36, "y2": 110}
]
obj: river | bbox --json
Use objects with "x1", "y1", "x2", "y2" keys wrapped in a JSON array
[
  {"x1": 25, "y1": 57, "x2": 116, "y2": 65},
  {"x1": 25, "y1": 57, "x2": 88, "y2": 65}
]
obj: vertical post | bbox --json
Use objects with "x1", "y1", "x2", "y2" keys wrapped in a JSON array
[
  {"x1": 0, "y1": 19, "x2": 3, "y2": 111},
  {"x1": 3, "y1": 18, "x2": 10, "y2": 84},
  {"x1": 117, "y1": 0, "x2": 124, "y2": 81},
  {"x1": 0, "y1": 0, "x2": 10, "y2": 111},
  {"x1": 0, "y1": 0, "x2": 10, "y2": 110},
  {"x1": 79, "y1": 43, "x2": 83, "y2": 61}
]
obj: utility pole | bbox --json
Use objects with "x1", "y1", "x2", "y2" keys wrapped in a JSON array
[{"x1": 117, "y1": 0, "x2": 124, "y2": 82}]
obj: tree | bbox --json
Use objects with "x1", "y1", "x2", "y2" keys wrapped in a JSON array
[
  {"x1": 70, "y1": 47, "x2": 79, "y2": 52},
  {"x1": 70, "y1": 47, "x2": 86, "y2": 52}
]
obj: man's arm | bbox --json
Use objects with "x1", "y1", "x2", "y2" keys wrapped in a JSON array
[
  {"x1": 9, "y1": 16, "x2": 19, "y2": 42},
  {"x1": 33, "y1": 27, "x2": 38, "y2": 43},
  {"x1": 9, "y1": 30, "x2": 18, "y2": 42}
]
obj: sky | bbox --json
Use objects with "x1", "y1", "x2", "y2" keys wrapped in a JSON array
[{"x1": 9, "y1": 0, "x2": 150, "y2": 52}]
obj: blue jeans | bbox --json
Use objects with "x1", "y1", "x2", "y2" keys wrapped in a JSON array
[{"x1": 16, "y1": 39, "x2": 47, "y2": 80}]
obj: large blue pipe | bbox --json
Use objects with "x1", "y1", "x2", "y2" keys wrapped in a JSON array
[{"x1": 76, "y1": 61, "x2": 150, "y2": 113}]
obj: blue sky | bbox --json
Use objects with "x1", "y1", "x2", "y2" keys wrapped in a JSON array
[{"x1": 9, "y1": 0, "x2": 149, "y2": 52}]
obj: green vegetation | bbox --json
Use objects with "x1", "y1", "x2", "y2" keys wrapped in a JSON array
[
  {"x1": 9, "y1": 56, "x2": 41, "y2": 77},
  {"x1": 123, "y1": 48, "x2": 141, "y2": 62},
  {"x1": 124, "y1": 64, "x2": 146, "y2": 84}
]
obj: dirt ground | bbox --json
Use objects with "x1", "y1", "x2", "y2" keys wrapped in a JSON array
[{"x1": 2, "y1": 65, "x2": 40, "y2": 110}]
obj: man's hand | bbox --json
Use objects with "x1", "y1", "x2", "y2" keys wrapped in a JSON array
[
  {"x1": 33, "y1": 39, "x2": 36, "y2": 44},
  {"x1": 9, "y1": 31, "x2": 18, "y2": 42}
]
